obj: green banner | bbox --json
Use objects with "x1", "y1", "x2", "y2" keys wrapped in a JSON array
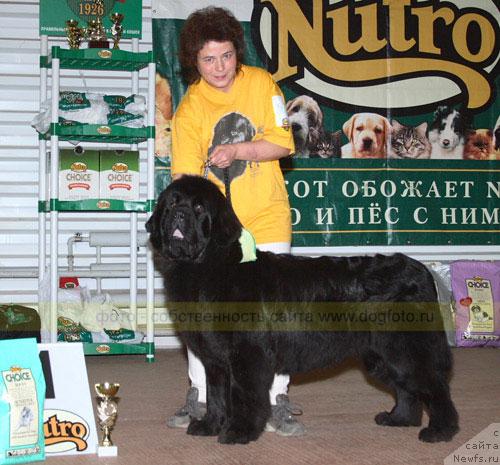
[
  {"x1": 284, "y1": 159, "x2": 500, "y2": 246},
  {"x1": 39, "y1": 0, "x2": 142, "y2": 38}
]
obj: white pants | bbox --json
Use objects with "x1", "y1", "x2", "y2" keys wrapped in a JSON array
[{"x1": 188, "y1": 241, "x2": 291, "y2": 404}]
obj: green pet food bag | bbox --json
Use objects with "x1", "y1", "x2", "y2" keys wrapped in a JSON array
[{"x1": 0, "y1": 338, "x2": 45, "y2": 464}]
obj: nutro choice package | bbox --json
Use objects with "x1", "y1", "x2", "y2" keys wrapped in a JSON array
[
  {"x1": 99, "y1": 150, "x2": 139, "y2": 201},
  {"x1": 0, "y1": 338, "x2": 46, "y2": 464},
  {"x1": 58, "y1": 149, "x2": 99, "y2": 201}
]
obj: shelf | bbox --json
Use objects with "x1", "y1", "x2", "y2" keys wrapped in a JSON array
[
  {"x1": 39, "y1": 199, "x2": 153, "y2": 212},
  {"x1": 82, "y1": 341, "x2": 154, "y2": 359},
  {"x1": 38, "y1": 39, "x2": 157, "y2": 361},
  {"x1": 40, "y1": 123, "x2": 154, "y2": 144},
  {"x1": 41, "y1": 46, "x2": 154, "y2": 71}
]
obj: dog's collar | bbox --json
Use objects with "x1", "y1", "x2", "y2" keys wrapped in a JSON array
[{"x1": 238, "y1": 228, "x2": 257, "y2": 263}]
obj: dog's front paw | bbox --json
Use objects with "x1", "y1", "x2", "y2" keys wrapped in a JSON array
[
  {"x1": 218, "y1": 424, "x2": 261, "y2": 445},
  {"x1": 187, "y1": 417, "x2": 220, "y2": 436},
  {"x1": 418, "y1": 426, "x2": 458, "y2": 443}
]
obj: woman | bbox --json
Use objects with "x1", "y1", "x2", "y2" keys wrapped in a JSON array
[{"x1": 167, "y1": 6, "x2": 304, "y2": 437}]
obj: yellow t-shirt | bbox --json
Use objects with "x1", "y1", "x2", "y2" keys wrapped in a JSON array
[{"x1": 171, "y1": 65, "x2": 294, "y2": 244}]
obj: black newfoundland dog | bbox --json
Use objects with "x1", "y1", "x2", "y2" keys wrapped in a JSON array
[{"x1": 146, "y1": 175, "x2": 458, "y2": 445}]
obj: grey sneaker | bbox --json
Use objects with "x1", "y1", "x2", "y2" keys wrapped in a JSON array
[
  {"x1": 166, "y1": 387, "x2": 207, "y2": 428},
  {"x1": 265, "y1": 394, "x2": 306, "y2": 437}
]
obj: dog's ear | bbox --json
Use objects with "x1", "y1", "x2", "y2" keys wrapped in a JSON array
[
  {"x1": 146, "y1": 189, "x2": 169, "y2": 252},
  {"x1": 381, "y1": 116, "x2": 392, "y2": 144},
  {"x1": 343, "y1": 114, "x2": 356, "y2": 140},
  {"x1": 286, "y1": 97, "x2": 297, "y2": 114},
  {"x1": 212, "y1": 199, "x2": 242, "y2": 247},
  {"x1": 308, "y1": 126, "x2": 322, "y2": 146}
]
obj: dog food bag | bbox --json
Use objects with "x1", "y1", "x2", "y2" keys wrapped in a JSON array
[
  {"x1": 0, "y1": 338, "x2": 46, "y2": 464},
  {"x1": 103, "y1": 94, "x2": 146, "y2": 115},
  {"x1": 99, "y1": 150, "x2": 139, "y2": 201},
  {"x1": 58, "y1": 149, "x2": 99, "y2": 201},
  {"x1": 451, "y1": 260, "x2": 500, "y2": 347}
]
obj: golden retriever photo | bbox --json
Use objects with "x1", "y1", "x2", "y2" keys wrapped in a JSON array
[{"x1": 341, "y1": 113, "x2": 391, "y2": 158}]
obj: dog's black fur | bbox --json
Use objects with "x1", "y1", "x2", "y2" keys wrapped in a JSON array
[{"x1": 147, "y1": 176, "x2": 459, "y2": 445}]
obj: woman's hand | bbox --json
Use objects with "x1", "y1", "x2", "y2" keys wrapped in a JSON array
[
  {"x1": 208, "y1": 144, "x2": 239, "y2": 168},
  {"x1": 208, "y1": 140, "x2": 291, "y2": 167}
]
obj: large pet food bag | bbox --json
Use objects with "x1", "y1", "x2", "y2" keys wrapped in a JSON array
[
  {"x1": 58, "y1": 149, "x2": 99, "y2": 201},
  {"x1": 99, "y1": 150, "x2": 139, "y2": 201},
  {"x1": 451, "y1": 261, "x2": 500, "y2": 347},
  {"x1": 0, "y1": 338, "x2": 46, "y2": 463}
]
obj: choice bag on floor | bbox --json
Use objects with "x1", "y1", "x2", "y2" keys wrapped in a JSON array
[{"x1": 0, "y1": 338, "x2": 46, "y2": 464}]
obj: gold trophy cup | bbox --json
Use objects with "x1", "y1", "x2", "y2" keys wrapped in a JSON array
[
  {"x1": 86, "y1": 0, "x2": 109, "y2": 48},
  {"x1": 65, "y1": 20, "x2": 84, "y2": 49},
  {"x1": 95, "y1": 382, "x2": 120, "y2": 456},
  {"x1": 110, "y1": 13, "x2": 124, "y2": 50}
]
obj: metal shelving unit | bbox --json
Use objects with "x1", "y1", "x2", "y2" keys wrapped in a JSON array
[{"x1": 38, "y1": 41, "x2": 156, "y2": 361}]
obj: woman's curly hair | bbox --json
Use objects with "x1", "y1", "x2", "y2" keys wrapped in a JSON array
[{"x1": 179, "y1": 7, "x2": 245, "y2": 85}]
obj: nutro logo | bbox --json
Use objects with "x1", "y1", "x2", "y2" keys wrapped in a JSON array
[
  {"x1": 44, "y1": 410, "x2": 89, "y2": 453},
  {"x1": 251, "y1": 0, "x2": 499, "y2": 113}
]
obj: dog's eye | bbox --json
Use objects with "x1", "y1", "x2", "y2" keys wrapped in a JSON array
[
  {"x1": 193, "y1": 203, "x2": 204, "y2": 214},
  {"x1": 374, "y1": 127, "x2": 383, "y2": 134},
  {"x1": 290, "y1": 106, "x2": 300, "y2": 113}
]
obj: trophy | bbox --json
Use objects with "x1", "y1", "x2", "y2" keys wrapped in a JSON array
[
  {"x1": 65, "y1": 20, "x2": 84, "y2": 49},
  {"x1": 86, "y1": 0, "x2": 109, "y2": 48},
  {"x1": 95, "y1": 382, "x2": 120, "y2": 456},
  {"x1": 110, "y1": 13, "x2": 124, "y2": 50}
]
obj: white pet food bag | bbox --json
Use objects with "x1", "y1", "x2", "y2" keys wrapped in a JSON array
[{"x1": 0, "y1": 338, "x2": 46, "y2": 464}]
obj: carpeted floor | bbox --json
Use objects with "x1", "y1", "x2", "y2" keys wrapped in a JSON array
[{"x1": 45, "y1": 347, "x2": 499, "y2": 465}]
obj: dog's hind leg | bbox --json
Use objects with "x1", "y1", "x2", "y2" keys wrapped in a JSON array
[
  {"x1": 417, "y1": 377, "x2": 459, "y2": 443},
  {"x1": 374, "y1": 387, "x2": 423, "y2": 427},
  {"x1": 187, "y1": 362, "x2": 228, "y2": 437},
  {"x1": 218, "y1": 343, "x2": 274, "y2": 445}
]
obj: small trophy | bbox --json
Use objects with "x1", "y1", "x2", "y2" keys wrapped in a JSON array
[
  {"x1": 95, "y1": 382, "x2": 120, "y2": 457},
  {"x1": 110, "y1": 13, "x2": 124, "y2": 50},
  {"x1": 86, "y1": 0, "x2": 109, "y2": 49},
  {"x1": 65, "y1": 20, "x2": 84, "y2": 49}
]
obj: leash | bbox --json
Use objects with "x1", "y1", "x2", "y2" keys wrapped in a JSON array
[{"x1": 204, "y1": 161, "x2": 232, "y2": 205}]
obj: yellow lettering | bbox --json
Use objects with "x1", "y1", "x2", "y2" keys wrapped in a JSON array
[
  {"x1": 453, "y1": 13, "x2": 496, "y2": 63},
  {"x1": 261, "y1": 0, "x2": 492, "y2": 109},
  {"x1": 328, "y1": 3, "x2": 386, "y2": 54},
  {"x1": 412, "y1": 5, "x2": 454, "y2": 54},
  {"x1": 384, "y1": 0, "x2": 415, "y2": 52}
]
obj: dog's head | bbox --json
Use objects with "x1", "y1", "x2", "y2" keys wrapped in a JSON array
[
  {"x1": 428, "y1": 106, "x2": 471, "y2": 150},
  {"x1": 342, "y1": 113, "x2": 391, "y2": 158},
  {"x1": 286, "y1": 95, "x2": 323, "y2": 155},
  {"x1": 146, "y1": 176, "x2": 242, "y2": 264}
]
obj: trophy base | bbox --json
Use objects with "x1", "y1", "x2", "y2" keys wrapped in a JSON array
[
  {"x1": 97, "y1": 445, "x2": 117, "y2": 457},
  {"x1": 88, "y1": 40, "x2": 110, "y2": 49}
]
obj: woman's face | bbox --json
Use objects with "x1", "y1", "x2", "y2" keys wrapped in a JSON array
[{"x1": 196, "y1": 40, "x2": 237, "y2": 93}]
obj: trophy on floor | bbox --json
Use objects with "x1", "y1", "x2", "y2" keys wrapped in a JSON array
[
  {"x1": 86, "y1": 0, "x2": 109, "y2": 48},
  {"x1": 65, "y1": 20, "x2": 84, "y2": 49},
  {"x1": 110, "y1": 13, "x2": 124, "y2": 49},
  {"x1": 95, "y1": 382, "x2": 120, "y2": 456}
]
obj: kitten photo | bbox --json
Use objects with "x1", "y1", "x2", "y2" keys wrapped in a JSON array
[
  {"x1": 463, "y1": 129, "x2": 496, "y2": 160},
  {"x1": 310, "y1": 130, "x2": 341, "y2": 158},
  {"x1": 388, "y1": 120, "x2": 431, "y2": 159}
]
